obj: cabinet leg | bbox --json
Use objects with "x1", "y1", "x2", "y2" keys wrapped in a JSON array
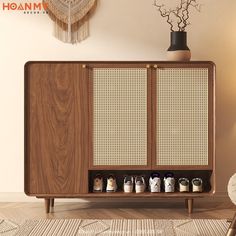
[
  {"x1": 44, "y1": 198, "x2": 50, "y2": 214},
  {"x1": 51, "y1": 198, "x2": 54, "y2": 208},
  {"x1": 226, "y1": 213, "x2": 236, "y2": 236},
  {"x1": 185, "y1": 199, "x2": 188, "y2": 209},
  {"x1": 187, "y1": 198, "x2": 193, "y2": 214}
]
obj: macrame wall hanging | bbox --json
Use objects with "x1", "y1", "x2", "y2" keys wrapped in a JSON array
[{"x1": 43, "y1": 0, "x2": 97, "y2": 44}]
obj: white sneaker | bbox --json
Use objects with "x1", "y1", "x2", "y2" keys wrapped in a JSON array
[
  {"x1": 106, "y1": 174, "x2": 117, "y2": 192},
  {"x1": 124, "y1": 176, "x2": 134, "y2": 193},
  {"x1": 93, "y1": 174, "x2": 103, "y2": 192},
  {"x1": 149, "y1": 173, "x2": 161, "y2": 193},
  {"x1": 164, "y1": 172, "x2": 175, "y2": 193},
  {"x1": 178, "y1": 178, "x2": 189, "y2": 192},
  {"x1": 192, "y1": 178, "x2": 203, "y2": 192},
  {"x1": 135, "y1": 176, "x2": 146, "y2": 193}
]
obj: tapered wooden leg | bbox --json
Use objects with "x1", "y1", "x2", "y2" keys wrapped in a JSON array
[
  {"x1": 187, "y1": 198, "x2": 193, "y2": 214},
  {"x1": 51, "y1": 198, "x2": 54, "y2": 208},
  {"x1": 45, "y1": 198, "x2": 50, "y2": 214},
  {"x1": 226, "y1": 213, "x2": 236, "y2": 236},
  {"x1": 185, "y1": 199, "x2": 188, "y2": 209}
]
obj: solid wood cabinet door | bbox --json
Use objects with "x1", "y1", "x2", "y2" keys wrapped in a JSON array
[
  {"x1": 154, "y1": 64, "x2": 215, "y2": 169},
  {"x1": 89, "y1": 65, "x2": 151, "y2": 169},
  {"x1": 25, "y1": 63, "x2": 89, "y2": 195}
]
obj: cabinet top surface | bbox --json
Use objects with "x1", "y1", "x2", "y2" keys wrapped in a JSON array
[{"x1": 25, "y1": 61, "x2": 215, "y2": 66}]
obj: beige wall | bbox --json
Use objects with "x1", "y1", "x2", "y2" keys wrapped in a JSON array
[{"x1": 0, "y1": 0, "x2": 236, "y2": 199}]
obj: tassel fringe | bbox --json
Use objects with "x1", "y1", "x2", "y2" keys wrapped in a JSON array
[
  {"x1": 54, "y1": 20, "x2": 89, "y2": 44},
  {"x1": 43, "y1": 0, "x2": 97, "y2": 44}
]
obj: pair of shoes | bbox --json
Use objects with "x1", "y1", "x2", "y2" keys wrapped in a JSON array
[
  {"x1": 93, "y1": 174, "x2": 117, "y2": 192},
  {"x1": 178, "y1": 178, "x2": 203, "y2": 192},
  {"x1": 149, "y1": 172, "x2": 175, "y2": 193},
  {"x1": 124, "y1": 176, "x2": 146, "y2": 193}
]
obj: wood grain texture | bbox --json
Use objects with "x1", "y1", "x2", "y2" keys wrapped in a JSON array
[
  {"x1": 0, "y1": 201, "x2": 234, "y2": 220},
  {"x1": 25, "y1": 63, "x2": 89, "y2": 195},
  {"x1": 74, "y1": 64, "x2": 89, "y2": 194}
]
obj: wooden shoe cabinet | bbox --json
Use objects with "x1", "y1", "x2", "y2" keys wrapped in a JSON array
[{"x1": 24, "y1": 61, "x2": 215, "y2": 214}]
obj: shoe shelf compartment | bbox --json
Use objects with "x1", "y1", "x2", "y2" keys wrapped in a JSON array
[{"x1": 88, "y1": 170, "x2": 213, "y2": 196}]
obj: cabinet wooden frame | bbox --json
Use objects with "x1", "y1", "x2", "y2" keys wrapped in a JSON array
[{"x1": 24, "y1": 61, "x2": 216, "y2": 214}]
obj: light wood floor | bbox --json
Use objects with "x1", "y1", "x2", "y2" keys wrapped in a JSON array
[{"x1": 0, "y1": 199, "x2": 235, "y2": 220}]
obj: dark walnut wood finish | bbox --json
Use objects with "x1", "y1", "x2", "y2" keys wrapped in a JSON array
[
  {"x1": 25, "y1": 63, "x2": 89, "y2": 196},
  {"x1": 24, "y1": 61, "x2": 215, "y2": 214}
]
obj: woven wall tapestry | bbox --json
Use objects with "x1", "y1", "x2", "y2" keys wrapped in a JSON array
[{"x1": 43, "y1": 0, "x2": 97, "y2": 44}]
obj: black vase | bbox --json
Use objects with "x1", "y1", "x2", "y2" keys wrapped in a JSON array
[{"x1": 167, "y1": 31, "x2": 191, "y2": 61}]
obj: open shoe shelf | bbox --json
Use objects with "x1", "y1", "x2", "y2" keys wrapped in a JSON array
[{"x1": 88, "y1": 170, "x2": 213, "y2": 195}]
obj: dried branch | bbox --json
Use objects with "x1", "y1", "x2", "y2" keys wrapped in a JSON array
[
  {"x1": 153, "y1": 0, "x2": 201, "y2": 31},
  {"x1": 182, "y1": 0, "x2": 191, "y2": 29},
  {"x1": 153, "y1": 1, "x2": 174, "y2": 31},
  {"x1": 189, "y1": 0, "x2": 201, "y2": 11},
  {"x1": 175, "y1": 1, "x2": 184, "y2": 31}
]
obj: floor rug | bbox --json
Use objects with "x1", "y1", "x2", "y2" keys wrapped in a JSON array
[{"x1": 0, "y1": 219, "x2": 230, "y2": 236}]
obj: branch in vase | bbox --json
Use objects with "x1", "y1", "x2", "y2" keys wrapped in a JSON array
[
  {"x1": 153, "y1": 1, "x2": 175, "y2": 31},
  {"x1": 175, "y1": 4, "x2": 184, "y2": 31},
  {"x1": 153, "y1": 0, "x2": 201, "y2": 32}
]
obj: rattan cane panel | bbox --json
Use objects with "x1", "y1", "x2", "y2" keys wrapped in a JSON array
[
  {"x1": 157, "y1": 68, "x2": 208, "y2": 166},
  {"x1": 93, "y1": 68, "x2": 147, "y2": 166}
]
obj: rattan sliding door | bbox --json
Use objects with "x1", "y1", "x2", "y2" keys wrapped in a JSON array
[
  {"x1": 89, "y1": 65, "x2": 151, "y2": 169},
  {"x1": 154, "y1": 64, "x2": 214, "y2": 169}
]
